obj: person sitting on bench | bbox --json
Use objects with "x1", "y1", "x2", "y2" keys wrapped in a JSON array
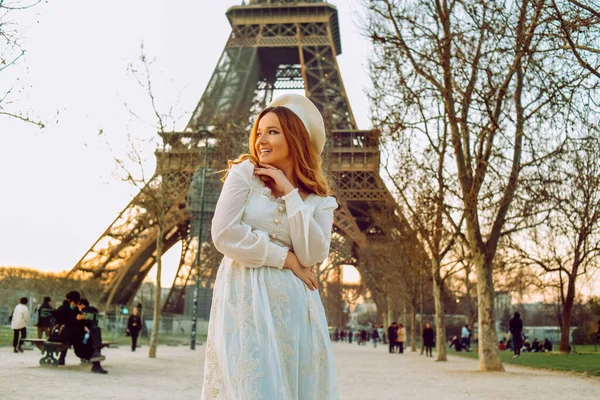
[
  {"x1": 75, "y1": 298, "x2": 108, "y2": 374},
  {"x1": 51, "y1": 291, "x2": 107, "y2": 374},
  {"x1": 52, "y1": 291, "x2": 81, "y2": 366}
]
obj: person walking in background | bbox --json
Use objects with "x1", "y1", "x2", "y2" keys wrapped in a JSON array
[
  {"x1": 396, "y1": 323, "x2": 407, "y2": 354},
  {"x1": 461, "y1": 324, "x2": 472, "y2": 351},
  {"x1": 371, "y1": 325, "x2": 380, "y2": 348},
  {"x1": 360, "y1": 329, "x2": 368, "y2": 345},
  {"x1": 11, "y1": 297, "x2": 30, "y2": 353},
  {"x1": 36, "y1": 296, "x2": 54, "y2": 339},
  {"x1": 127, "y1": 307, "x2": 142, "y2": 351},
  {"x1": 387, "y1": 322, "x2": 398, "y2": 353},
  {"x1": 509, "y1": 312, "x2": 523, "y2": 358},
  {"x1": 422, "y1": 322, "x2": 435, "y2": 358}
]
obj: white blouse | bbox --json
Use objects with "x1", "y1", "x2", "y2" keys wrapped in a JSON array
[{"x1": 211, "y1": 159, "x2": 338, "y2": 269}]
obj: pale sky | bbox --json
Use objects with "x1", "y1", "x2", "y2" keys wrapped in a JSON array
[{"x1": 0, "y1": 1, "x2": 372, "y2": 287}]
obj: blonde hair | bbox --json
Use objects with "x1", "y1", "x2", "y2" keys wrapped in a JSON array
[{"x1": 226, "y1": 107, "x2": 329, "y2": 196}]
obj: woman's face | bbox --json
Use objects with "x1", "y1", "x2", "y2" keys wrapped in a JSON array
[{"x1": 255, "y1": 112, "x2": 291, "y2": 169}]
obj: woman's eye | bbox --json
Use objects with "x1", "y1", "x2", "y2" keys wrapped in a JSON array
[
  {"x1": 256, "y1": 132, "x2": 262, "y2": 137},
  {"x1": 269, "y1": 130, "x2": 278, "y2": 135}
]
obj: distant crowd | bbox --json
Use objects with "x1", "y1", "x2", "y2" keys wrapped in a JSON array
[
  {"x1": 331, "y1": 321, "x2": 437, "y2": 357},
  {"x1": 331, "y1": 313, "x2": 600, "y2": 358}
]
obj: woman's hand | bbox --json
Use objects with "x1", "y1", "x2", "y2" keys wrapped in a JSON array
[
  {"x1": 254, "y1": 163, "x2": 295, "y2": 195},
  {"x1": 285, "y1": 251, "x2": 318, "y2": 291}
]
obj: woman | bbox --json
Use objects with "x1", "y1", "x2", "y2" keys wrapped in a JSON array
[
  {"x1": 396, "y1": 323, "x2": 407, "y2": 353},
  {"x1": 201, "y1": 94, "x2": 339, "y2": 399},
  {"x1": 422, "y1": 322, "x2": 435, "y2": 358},
  {"x1": 127, "y1": 307, "x2": 142, "y2": 352},
  {"x1": 509, "y1": 312, "x2": 523, "y2": 358}
]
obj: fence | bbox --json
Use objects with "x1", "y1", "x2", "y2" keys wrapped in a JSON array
[{"x1": 96, "y1": 311, "x2": 209, "y2": 344}]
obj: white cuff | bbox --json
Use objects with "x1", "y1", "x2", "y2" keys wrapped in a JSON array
[
  {"x1": 265, "y1": 242, "x2": 288, "y2": 269},
  {"x1": 282, "y1": 188, "x2": 303, "y2": 218}
]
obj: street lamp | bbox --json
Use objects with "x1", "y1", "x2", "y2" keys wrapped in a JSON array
[{"x1": 189, "y1": 130, "x2": 215, "y2": 350}]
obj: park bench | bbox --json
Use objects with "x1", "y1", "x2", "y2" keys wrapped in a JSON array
[{"x1": 20, "y1": 338, "x2": 116, "y2": 367}]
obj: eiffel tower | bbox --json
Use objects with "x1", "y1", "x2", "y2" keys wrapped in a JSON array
[{"x1": 69, "y1": 0, "x2": 420, "y2": 314}]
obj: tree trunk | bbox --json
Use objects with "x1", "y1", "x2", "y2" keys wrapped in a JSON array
[
  {"x1": 410, "y1": 305, "x2": 417, "y2": 351},
  {"x1": 383, "y1": 312, "x2": 389, "y2": 333},
  {"x1": 431, "y1": 260, "x2": 447, "y2": 361},
  {"x1": 149, "y1": 215, "x2": 164, "y2": 358},
  {"x1": 386, "y1": 294, "x2": 394, "y2": 328},
  {"x1": 419, "y1": 273, "x2": 424, "y2": 353},
  {"x1": 559, "y1": 274, "x2": 576, "y2": 353},
  {"x1": 475, "y1": 254, "x2": 504, "y2": 371}
]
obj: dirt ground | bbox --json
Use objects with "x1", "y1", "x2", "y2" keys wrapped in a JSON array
[{"x1": 1, "y1": 341, "x2": 599, "y2": 399}]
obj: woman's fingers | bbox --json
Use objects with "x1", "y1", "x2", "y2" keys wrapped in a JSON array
[
  {"x1": 253, "y1": 168, "x2": 273, "y2": 176},
  {"x1": 303, "y1": 274, "x2": 313, "y2": 290},
  {"x1": 306, "y1": 278, "x2": 314, "y2": 291},
  {"x1": 298, "y1": 270, "x2": 316, "y2": 291},
  {"x1": 305, "y1": 271, "x2": 318, "y2": 291},
  {"x1": 290, "y1": 257, "x2": 318, "y2": 291}
]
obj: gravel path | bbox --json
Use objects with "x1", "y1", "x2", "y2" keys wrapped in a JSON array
[{"x1": 0, "y1": 342, "x2": 598, "y2": 399}]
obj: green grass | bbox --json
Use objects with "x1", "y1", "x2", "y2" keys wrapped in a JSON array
[
  {"x1": 452, "y1": 345, "x2": 600, "y2": 377},
  {"x1": 0, "y1": 326, "x2": 13, "y2": 347}
]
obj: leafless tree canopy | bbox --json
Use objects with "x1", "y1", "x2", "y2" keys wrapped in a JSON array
[
  {"x1": 0, "y1": 0, "x2": 44, "y2": 127},
  {"x1": 365, "y1": 0, "x2": 599, "y2": 369}
]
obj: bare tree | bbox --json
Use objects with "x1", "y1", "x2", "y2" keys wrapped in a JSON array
[
  {"x1": 398, "y1": 255, "x2": 428, "y2": 352},
  {"x1": 359, "y1": 210, "x2": 435, "y2": 353},
  {"x1": 369, "y1": 81, "x2": 465, "y2": 361},
  {"x1": 452, "y1": 243, "x2": 478, "y2": 329},
  {"x1": 551, "y1": 0, "x2": 600, "y2": 79},
  {"x1": 0, "y1": 0, "x2": 44, "y2": 127},
  {"x1": 319, "y1": 233, "x2": 357, "y2": 329},
  {"x1": 365, "y1": 0, "x2": 598, "y2": 370},
  {"x1": 513, "y1": 134, "x2": 600, "y2": 352},
  {"x1": 106, "y1": 44, "x2": 189, "y2": 358}
]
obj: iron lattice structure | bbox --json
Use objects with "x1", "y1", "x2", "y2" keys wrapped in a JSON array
[{"x1": 69, "y1": 1, "x2": 421, "y2": 313}]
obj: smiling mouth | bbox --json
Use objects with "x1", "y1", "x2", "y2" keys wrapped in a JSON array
[{"x1": 259, "y1": 150, "x2": 272, "y2": 155}]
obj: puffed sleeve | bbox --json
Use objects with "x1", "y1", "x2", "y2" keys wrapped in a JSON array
[
  {"x1": 281, "y1": 189, "x2": 338, "y2": 267},
  {"x1": 211, "y1": 160, "x2": 289, "y2": 269}
]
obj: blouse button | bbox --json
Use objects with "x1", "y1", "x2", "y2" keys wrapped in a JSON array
[
  {"x1": 278, "y1": 205, "x2": 285, "y2": 213},
  {"x1": 270, "y1": 233, "x2": 278, "y2": 239},
  {"x1": 274, "y1": 218, "x2": 280, "y2": 225}
]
